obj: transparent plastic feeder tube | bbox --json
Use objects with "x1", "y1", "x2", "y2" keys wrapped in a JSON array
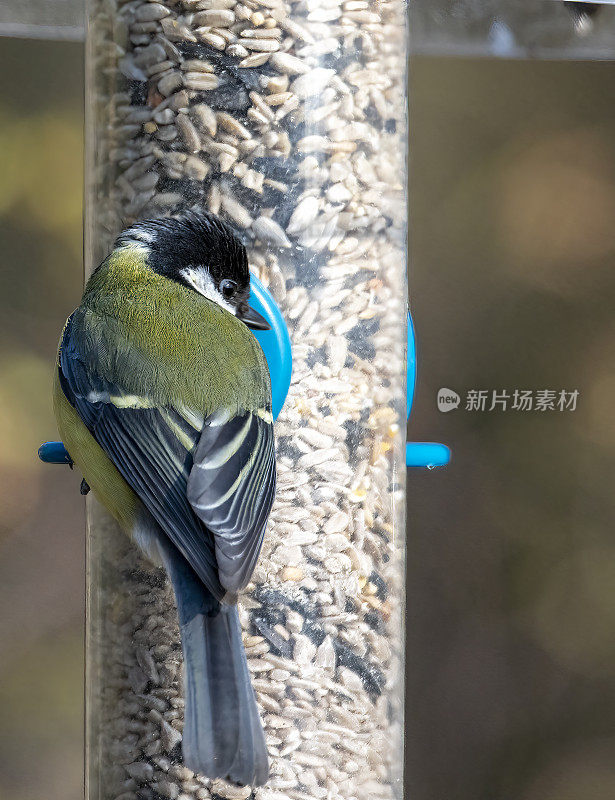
[{"x1": 85, "y1": 0, "x2": 407, "y2": 798}]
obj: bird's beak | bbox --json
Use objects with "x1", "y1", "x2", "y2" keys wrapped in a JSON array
[{"x1": 236, "y1": 303, "x2": 270, "y2": 331}]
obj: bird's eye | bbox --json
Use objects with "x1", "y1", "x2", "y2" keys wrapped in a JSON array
[{"x1": 220, "y1": 279, "x2": 237, "y2": 299}]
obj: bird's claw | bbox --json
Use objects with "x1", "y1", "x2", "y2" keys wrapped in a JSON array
[{"x1": 80, "y1": 479, "x2": 91, "y2": 496}]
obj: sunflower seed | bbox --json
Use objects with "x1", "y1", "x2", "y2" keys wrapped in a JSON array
[
  {"x1": 157, "y1": 71, "x2": 183, "y2": 96},
  {"x1": 160, "y1": 17, "x2": 196, "y2": 42},
  {"x1": 182, "y1": 72, "x2": 219, "y2": 91},
  {"x1": 252, "y1": 216, "x2": 291, "y2": 248},
  {"x1": 216, "y1": 112, "x2": 251, "y2": 140},
  {"x1": 153, "y1": 107, "x2": 175, "y2": 125},
  {"x1": 293, "y1": 635, "x2": 316, "y2": 665},
  {"x1": 195, "y1": 30, "x2": 227, "y2": 49},
  {"x1": 193, "y1": 8, "x2": 235, "y2": 26},
  {"x1": 239, "y1": 37, "x2": 280, "y2": 52},
  {"x1": 286, "y1": 195, "x2": 319, "y2": 235},
  {"x1": 190, "y1": 103, "x2": 216, "y2": 136},
  {"x1": 278, "y1": 17, "x2": 315, "y2": 44},
  {"x1": 240, "y1": 27, "x2": 282, "y2": 39},
  {"x1": 176, "y1": 114, "x2": 201, "y2": 152},
  {"x1": 183, "y1": 155, "x2": 209, "y2": 181},
  {"x1": 119, "y1": 56, "x2": 147, "y2": 82},
  {"x1": 226, "y1": 43, "x2": 249, "y2": 58},
  {"x1": 180, "y1": 59, "x2": 215, "y2": 73},
  {"x1": 220, "y1": 194, "x2": 252, "y2": 228},
  {"x1": 270, "y1": 52, "x2": 309, "y2": 75},
  {"x1": 135, "y1": 3, "x2": 171, "y2": 22},
  {"x1": 239, "y1": 53, "x2": 271, "y2": 68}
]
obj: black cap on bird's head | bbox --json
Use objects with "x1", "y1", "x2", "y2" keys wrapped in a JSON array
[{"x1": 115, "y1": 211, "x2": 270, "y2": 330}]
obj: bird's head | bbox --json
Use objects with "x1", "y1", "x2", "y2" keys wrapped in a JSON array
[{"x1": 114, "y1": 211, "x2": 270, "y2": 330}]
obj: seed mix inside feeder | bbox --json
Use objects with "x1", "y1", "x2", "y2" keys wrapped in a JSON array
[{"x1": 86, "y1": 0, "x2": 407, "y2": 797}]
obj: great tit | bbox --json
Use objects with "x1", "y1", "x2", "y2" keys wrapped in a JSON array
[{"x1": 53, "y1": 212, "x2": 276, "y2": 786}]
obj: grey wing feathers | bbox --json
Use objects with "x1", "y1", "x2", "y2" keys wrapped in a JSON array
[
  {"x1": 59, "y1": 312, "x2": 275, "y2": 600},
  {"x1": 187, "y1": 410, "x2": 276, "y2": 593},
  {"x1": 58, "y1": 313, "x2": 225, "y2": 600},
  {"x1": 93, "y1": 404, "x2": 225, "y2": 600}
]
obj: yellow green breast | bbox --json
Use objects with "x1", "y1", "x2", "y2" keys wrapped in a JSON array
[{"x1": 79, "y1": 246, "x2": 271, "y2": 415}]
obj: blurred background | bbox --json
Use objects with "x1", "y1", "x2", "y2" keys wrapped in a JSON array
[
  {"x1": 1, "y1": 6, "x2": 615, "y2": 800},
  {"x1": 408, "y1": 56, "x2": 615, "y2": 800},
  {"x1": 0, "y1": 36, "x2": 85, "y2": 800}
]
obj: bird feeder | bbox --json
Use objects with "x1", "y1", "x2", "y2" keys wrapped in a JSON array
[
  {"x1": 85, "y1": 0, "x2": 411, "y2": 793},
  {"x1": 44, "y1": 0, "x2": 420, "y2": 796}
]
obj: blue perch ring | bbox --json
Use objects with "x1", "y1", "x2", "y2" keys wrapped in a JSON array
[
  {"x1": 248, "y1": 272, "x2": 292, "y2": 421},
  {"x1": 406, "y1": 312, "x2": 451, "y2": 468}
]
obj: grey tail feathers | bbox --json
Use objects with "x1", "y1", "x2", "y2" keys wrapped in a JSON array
[{"x1": 160, "y1": 540, "x2": 269, "y2": 786}]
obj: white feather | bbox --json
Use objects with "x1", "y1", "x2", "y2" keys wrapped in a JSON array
[{"x1": 180, "y1": 267, "x2": 235, "y2": 314}]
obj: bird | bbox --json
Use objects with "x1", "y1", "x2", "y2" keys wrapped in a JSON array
[{"x1": 53, "y1": 211, "x2": 276, "y2": 786}]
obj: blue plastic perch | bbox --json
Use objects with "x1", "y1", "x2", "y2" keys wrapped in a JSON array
[{"x1": 406, "y1": 313, "x2": 451, "y2": 468}]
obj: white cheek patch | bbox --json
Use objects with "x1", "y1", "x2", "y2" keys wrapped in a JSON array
[{"x1": 180, "y1": 267, "x2": 235, "y2": 315}]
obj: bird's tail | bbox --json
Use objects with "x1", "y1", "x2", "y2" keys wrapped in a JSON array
[{"x1": 160, "y1": 541, "x2": 269, "y2": 786}]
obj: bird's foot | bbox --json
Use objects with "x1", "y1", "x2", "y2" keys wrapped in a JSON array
[{"x1": 80, "y1": 479, "x2": 91, "y2": 496}]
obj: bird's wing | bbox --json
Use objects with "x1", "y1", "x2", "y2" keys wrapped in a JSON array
[
  {"x1": 58, "y1": 313, "x2": 225, "y2": 601},
  {"x1": 187, "y1": 406, "x2": 276, "y2": 594}
]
